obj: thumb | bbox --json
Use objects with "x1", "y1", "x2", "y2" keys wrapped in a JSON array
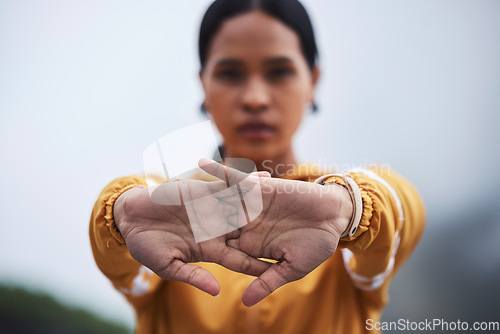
[
  {"x1": 158, "y1": 259, "x2": 221, "y2": 297},
  {"x1": 241, "y1": 261, "x2": 297, "y2": 307}
]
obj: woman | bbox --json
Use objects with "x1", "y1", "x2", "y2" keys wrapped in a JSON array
[{"x1": 90, "y1": 0, "x2": 425, "y2": 333}]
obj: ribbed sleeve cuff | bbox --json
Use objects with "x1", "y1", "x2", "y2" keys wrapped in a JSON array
[{"x1": 103, "y1": 182, "x2": 142, "y2": 245}]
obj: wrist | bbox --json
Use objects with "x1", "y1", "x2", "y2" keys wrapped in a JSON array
[
  {"x1": 315, "y1": 173, "x2": 363, "y2": 238},
  {"x1": 336, "y1": 184, "x2": 353, "y2": 234},
  {"x1": 322, "y1": 183, "x2": 352, "y2": 237},
  {"x1": 113, "y1": 188, "x2": 134, "y2": 235}
]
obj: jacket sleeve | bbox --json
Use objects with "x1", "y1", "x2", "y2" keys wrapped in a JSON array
[
  {"x1": 324, "y1": 167, "x2": 425, "y2": 292},
  {"x1": 89, "y1": 176, "x2": 164, "y2": 309}
]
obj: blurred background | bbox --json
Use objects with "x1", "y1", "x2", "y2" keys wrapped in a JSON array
[{"x1": 1, "y1": 0, "x2": 499, "y2": 332}]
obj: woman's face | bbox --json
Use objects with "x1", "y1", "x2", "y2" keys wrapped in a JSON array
[{"x1": 200, "y1": 11, "x2": 319, "y2": 163}]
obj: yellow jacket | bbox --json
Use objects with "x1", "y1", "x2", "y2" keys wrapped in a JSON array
[{"x1": 89, "y1": 166, "x2": 425, "y2": 334}]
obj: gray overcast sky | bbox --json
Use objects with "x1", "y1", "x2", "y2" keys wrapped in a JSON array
[{"x1": 1, "y1": 0, "x2": 499, "y2": 327}]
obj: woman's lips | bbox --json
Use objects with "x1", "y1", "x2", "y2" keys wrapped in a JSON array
[{"x1": 237, "y1": 123, "x2": 276, "y2": 140}]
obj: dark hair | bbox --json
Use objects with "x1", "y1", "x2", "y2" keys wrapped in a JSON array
[{"x1": 199, "y1": 0, "x2": 319, "y2": 72}]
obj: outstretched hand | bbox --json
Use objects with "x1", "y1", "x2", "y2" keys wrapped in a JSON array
[
  {"x1": 113, "y1": 178, "x2": 272, "y2": 297},
  {"x1": 199, "y1": 158, "x2": 353, "y2": 306}
]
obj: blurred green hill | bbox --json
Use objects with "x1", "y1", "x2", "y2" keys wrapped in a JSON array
[{"x1": 0, "y1": 284, "x2": 132, "y2": 334}]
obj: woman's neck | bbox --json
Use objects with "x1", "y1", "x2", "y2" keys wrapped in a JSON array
[
  {"x1": 224, "y1": 146, "x2": 297, "y2": 178},
  {"x1": 256, "y1": 150, "x2": 297, "y2": 178}
]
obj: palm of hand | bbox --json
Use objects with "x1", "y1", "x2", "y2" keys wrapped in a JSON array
[
  {"x1": 115, "y1": 182, "x2": 271, "y2": 297},
  {"x1": 229, "y1": 178, "x2": 346, "y2": 306},
  {"x1": 199, "y1": 159, "x2": 350, "y2": 306}
]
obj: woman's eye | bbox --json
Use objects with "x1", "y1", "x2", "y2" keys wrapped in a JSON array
[
  {"x1": 266, "y1": 67, "x2": 294, "y2": 81},
  {"x1": 215, "y1": 69, "x2": 245, "y2": 82}
]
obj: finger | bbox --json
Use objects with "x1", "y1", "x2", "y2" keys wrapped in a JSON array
[
  {"x1": 241, "y1": 262, "x2": 296, "y2": 307},
  {"x1": 159, "y1": 259, "x2": 220, "y2": 296},
  {"x1": 199, "y1": 158, "x2": 252, "y2": 186},
  {"x1": 225, "y1": 229, "x2": 241, "y2": 240},
  {"x1": 149, "y1": 182, "x2": 182, "y2": 205},
  {"x1": 250, "y1": 171, "x2": 272, "y2": 178},
  {"x1": 225, "y1": 238, "x2": 240, "y2": 249},
  {"x1": 219, "y1": 246, "x2": 272, "y2": 277}
]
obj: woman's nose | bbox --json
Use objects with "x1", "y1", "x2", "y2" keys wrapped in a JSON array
[{"x1": 241, "y1": 76, "x2": 270, "y2": 113}]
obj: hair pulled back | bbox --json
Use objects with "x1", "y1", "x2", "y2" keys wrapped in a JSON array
[{"x1": 199, "y1": 0, "x2": 319, "y2": 72}]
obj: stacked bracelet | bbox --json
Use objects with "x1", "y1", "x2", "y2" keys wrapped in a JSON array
[{"x1": 314, "y1": 173, "x2": 363, "y2": 238}]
